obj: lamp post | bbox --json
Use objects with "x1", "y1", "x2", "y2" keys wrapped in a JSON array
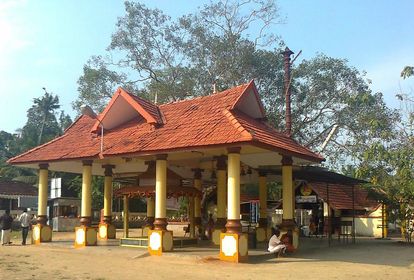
[{"x1": 80, "y1": 105, "x2": 104, "y2": 154}]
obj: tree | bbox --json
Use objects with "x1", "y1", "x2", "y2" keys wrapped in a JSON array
[
  {"x1": 401, "y1": 66, "x2": 413, "y2": 79},
  {"x1": 74, "y1": 1, "x2": 397, "y2": 170},
  {"x1": 74, "y1": 0, "x2": 283, "y2": 113},
  {"x1": 0, "y1": 90, "x2": 73, "y2": 181},
  {"x1": 356, "y1": 76, "x2": 414, "y2": 242}
]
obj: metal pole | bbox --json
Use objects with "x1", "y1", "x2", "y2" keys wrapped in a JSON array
[
  {"x1": 352, "y1": 185, "x2": 355, "y2": 244},
  {"x1": 327, "y1": 183, "x2": 331, "y2": 247}
]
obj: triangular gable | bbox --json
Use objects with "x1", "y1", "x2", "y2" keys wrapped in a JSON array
[
  {"x1": 231, "y1": 80, "x2": 266, "y2": 119},
  {"x1": 91, "y1": 88, "x2": 162, "y2": 132}
]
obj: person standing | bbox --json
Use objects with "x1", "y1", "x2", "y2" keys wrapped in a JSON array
[
  {"x1": 0, "y1": 209, "x2": 14, "y2": 245},
  {"x1": 18, "y1": 209, "x2": 31, "y2": 245}
]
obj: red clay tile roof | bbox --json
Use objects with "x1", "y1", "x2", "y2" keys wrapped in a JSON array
[
  {"x1": 309, "y1": 182, "x2": 379, "y2": 211},
  {"x1": 0, "y1": 181, "x2": 37, "y2": 197},
  {"x1": 128, "y1": 93, "x2": 164, "y2": 124},
  {"x1": 8, "y1": 81, "x2": 323, "y2": 165}
]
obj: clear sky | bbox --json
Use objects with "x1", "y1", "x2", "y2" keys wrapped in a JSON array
[{"x1": 0, "y1": 0, "x2": 413, "y2": 133}]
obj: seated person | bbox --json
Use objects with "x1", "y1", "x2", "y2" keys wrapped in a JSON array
[{"x1": 268, "y1": 228, "x2": 286, "y2": 257}]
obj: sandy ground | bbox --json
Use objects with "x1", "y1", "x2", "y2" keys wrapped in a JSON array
[{"x1": 1, "y1": 230, "x2": 413, "y2": 280}]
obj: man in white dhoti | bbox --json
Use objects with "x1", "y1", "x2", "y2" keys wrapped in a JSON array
[{"x1": 268, "y1": 228, "x2": 286, "y2": 257}]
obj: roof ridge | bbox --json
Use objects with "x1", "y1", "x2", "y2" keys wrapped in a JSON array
[{"x1": 158, "y1": 83, "x2": 250, "y2": 108}]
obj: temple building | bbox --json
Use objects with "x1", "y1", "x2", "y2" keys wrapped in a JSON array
[{"x1": 8, "y1": 80, "x2": 324, "y2": 262}]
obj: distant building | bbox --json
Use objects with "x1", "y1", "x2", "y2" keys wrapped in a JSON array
[{"x1": 0, "y1": 180, "x2": 38, "y2": 211}]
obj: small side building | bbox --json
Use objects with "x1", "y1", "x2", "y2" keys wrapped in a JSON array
[{"x1": 0, "y1": 180, "x2": 38, "y2": 212}]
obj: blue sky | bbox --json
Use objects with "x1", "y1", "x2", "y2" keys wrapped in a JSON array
[{"x1": 0, "y1": 0, "x2": 413, "y2": 133}]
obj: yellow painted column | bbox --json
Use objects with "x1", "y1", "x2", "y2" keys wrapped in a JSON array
[
  {"x1": 103, "y1": 165, "x2": 114, "y2": 222},
  {"x1": 216, "y1": 156, "x2": 227, "y2": 228},
  {"x1": 258, "y1": 172, "x2": 267, "y2": 225},
  {"x1": 123, "y1": 195, "x2": 129, "y2": 238},
  {"x1": 146, "y1": 196, "x2": 155, "y2": 228},
  {"x1": 189, "y1": 197, "x2": 195, "y2": 237},
  {"x1": 280, "y1": 155, "x2": 298, "y2": 249},
  {"x1": 193, "y1": 168, "x2": 202, "y2": 230},
  {"x1": 154, "y1": 154, "x2": 167, "y2": 230},
  {"x1": 383, "y1": 204, "x2": 388, "y2": 238},
  {"x1": 99, "y1": 164, "x2": 116, "y2": 240},
  {"x1": 74, "y1": 160, "x2": 97, "y2": 247},
  {"x1": 37, "y1": 163, "x2": 49, "y2": 224},
  {"x1": 33, "y1": 163, "x2": 52, "y2": 244},
  {"x1": 148, "y1": 154, "x2": 173, "y2": 255},
  {"x1": 220, "y1": 147, "x2": 248, "y2": 263},
  {"x1": 212, "y1": 156, "x2": 227, "y2": 245},
  {"x1": 256, "y1": 171, "x2": 269, "y2": 242},
  {"x1": 281, "y1": 156, "x2": 294, "y2": 222},
  {"x1": 226, "y1": 147, "x2": 241, "y2": 233},
  {"x1": 80, "y1": 160, "x2": 93, "y2": 226}
]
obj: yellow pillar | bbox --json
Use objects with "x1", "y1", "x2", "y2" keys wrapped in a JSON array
[
  {"x1": 148, "y1": 154, "x2": 173, "y2": 255},
  {"x1": 216, "y1": 156, "x2": 227, "y2": 226},
  {"x1": 146, "y1": 196, "x2": 155, "y2": 227},
  {"x1": 193, "y1": 169, "x2": 202, "y2": 233},
  {"x1": 80, "y1": 160, "x2": 93, "y2": 226},
  {"x1": 383, "y1": 204, "x2": 388, "y2": 238},
  {"x1": 32, "y1": 163, "x2": 52, "y2": 244},
  {"x1": 103, "y1": 165, "x2": 114, "y2": 220},
  {"x1": 256, "y1": 171, "x2": 269, "y2": 242},
  {"x1": 74, "y1": 160, "x2": 97, "y2": 247},
  {"x1": 189, "y1": 197, "x2": 195, "y2": 237},
  {"x1": 226, "y1": 148, "x2": 241, "y2": 232},
  {"x1": 123, "y1": 195, "x2": 129, "y2": 238},
  {"x1": 99, "y1": 164, "x2": 116, "y2": 240},
  {"x1": 212, "y1": 156, "x2": 227, "y2": 245},
  {"x1": 154, "y1": 154, "x2": 167, "y2": 230},
  {"x1": 37, "y1": 164, "x2": 49, "y2": 222},
  {"x1": 280, "y1": 155, "x2": 298, "y2": 249},
  {"x1": 258, "y1": 172, "x2": 267, "y2": 224},
  {"x1": 281, "y1": 156, "x2": 294, "y2": 222},
  {"x1": 220, "y1": 147, "x2": 248, "y2": 263}
]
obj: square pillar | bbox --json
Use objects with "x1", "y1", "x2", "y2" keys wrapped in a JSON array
[
  {"x1": 74, "y1": 225, "x2": 97, "y2": 248},
  {"x1": 148, "y1": 229, "x2": 173, "y2": 256},
  {"x1": 219, "y1": 233, "x2": 248, "y2": 263}
]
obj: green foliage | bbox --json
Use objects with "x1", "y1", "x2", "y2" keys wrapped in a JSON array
[
  {"x1": 401, "y1": 66, "x2": 413, "y2": 79},
  {"x1": 0, "y1": 90, "x2": 72, "y2": 182},
  {"x1": 355, "y1": 91, "x2": 414, "y2": 242},
  {"x1": 68, "y1": 175, "x2": 105, "y2": 210},
  {"x1": 74, "y1": 1, "x2": 397, "y2": 170}
]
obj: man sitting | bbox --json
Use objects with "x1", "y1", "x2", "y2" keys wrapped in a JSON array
[{"x1": 268, "y1": 228, "x2": 286, "y2": 257}]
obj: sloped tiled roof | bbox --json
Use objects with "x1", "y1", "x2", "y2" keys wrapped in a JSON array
[
  {"x1": 0, "y1": 181, "x2": 37, "y2": 197},
  {"x1": 8, "y1": 81, "x2": 323, "y2": 165},
  {"x1": 309, "y1": 182, "x2": 379, "y2": 211}
]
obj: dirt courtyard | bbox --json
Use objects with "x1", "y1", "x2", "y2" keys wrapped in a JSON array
[{"x1": 1, "y1": 231, "x2": 413, "y2": 280}]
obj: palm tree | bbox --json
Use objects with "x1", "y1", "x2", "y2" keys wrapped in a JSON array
[{"x1": 34, "y1": 88, "x2": 60, "y2": 145}]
